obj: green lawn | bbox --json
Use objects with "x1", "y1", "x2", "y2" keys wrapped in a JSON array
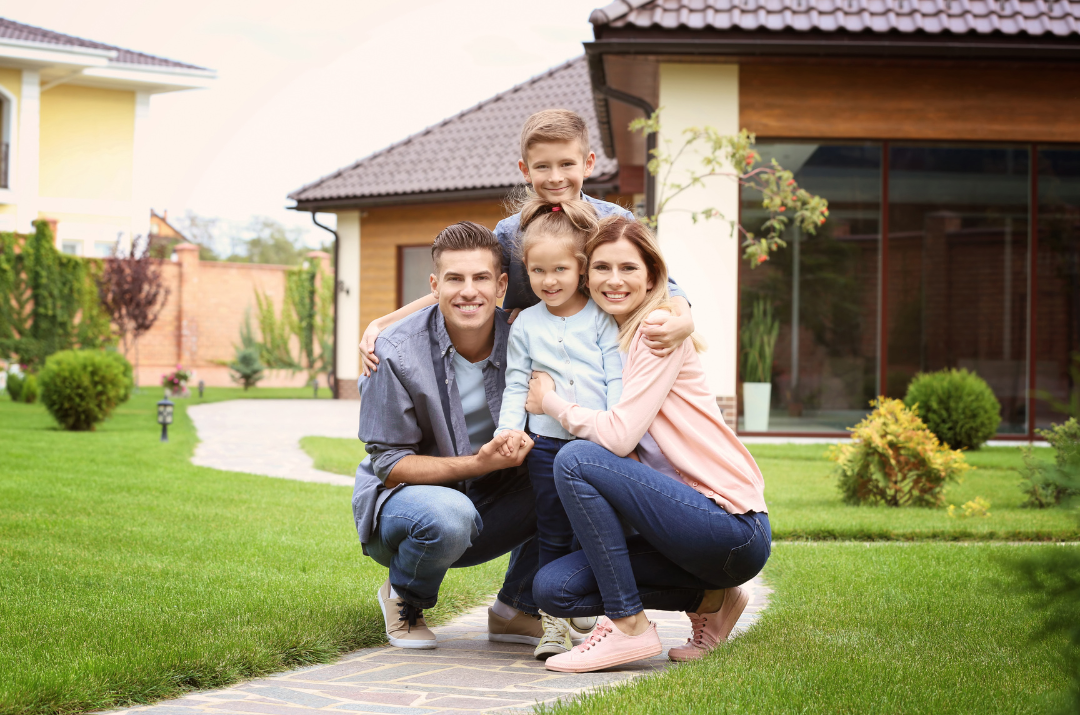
[
  {"x1": 0, "y1": 394, "x2": 507, "y2": 715},
  {"x1": 542, "y1": 542, "x2": 1075, "y2": 715},
  {"x1": 301, "y1": 438, "x2": 1079, "y2": 541}
]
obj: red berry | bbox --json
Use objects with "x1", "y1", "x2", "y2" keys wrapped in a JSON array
[{"x1": 757, "y1": 255, "x2": 768, "y2": 263}]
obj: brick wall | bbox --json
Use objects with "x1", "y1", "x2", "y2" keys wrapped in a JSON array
[{"x1": 133, "y1": 244, "x2": 330, "y2": 389}]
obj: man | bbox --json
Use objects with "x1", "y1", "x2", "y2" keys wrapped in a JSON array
[{"x1": 353, "y1": 221, "x2": 544, "y2": 649}]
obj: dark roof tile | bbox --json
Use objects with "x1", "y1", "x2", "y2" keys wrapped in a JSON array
[
  {"x1": 289, "y1": 56, "x2": 618, "y2": 204},
  {"x1": 590, "y1": 0, "x2": 1080, "y2": 37}
]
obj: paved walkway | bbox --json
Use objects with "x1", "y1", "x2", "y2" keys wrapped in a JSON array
[
  {"x1": 158, "y1": 398, "x2": 773, "y2": 714},
  {"x1": 188, "y1": 399, "x2": 359, "y2": 487}
]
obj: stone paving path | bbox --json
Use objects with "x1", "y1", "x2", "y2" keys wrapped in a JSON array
[
  {"x1": 157, "y1": 398, "x2": 774, "y2": 714},
  {"x1": 188, "y1": 399, "x2": 359, "y2": 487},
  {"x1": 111, "y1": 578, "x2": 770, "y2": 715}
]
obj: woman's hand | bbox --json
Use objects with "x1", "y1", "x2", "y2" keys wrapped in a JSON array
[
  {"x1": 359, "y1": 319, "x2": 385, "y2": 377},
  {"x1": 525, "y1": 371, "x2": 555, "y2": 414},
  {"x1": 640, "y1": 297, "x2": 694, "y2": 357}
]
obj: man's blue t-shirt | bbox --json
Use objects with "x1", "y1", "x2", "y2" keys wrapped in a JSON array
[{"x1": 451, "y1": 350, "x2": 496, "y2": 454}]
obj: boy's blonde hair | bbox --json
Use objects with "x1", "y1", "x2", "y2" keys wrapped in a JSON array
[
  {"x1": 519, "y1": 109, "x2": 591, "y2": 165},
  {"x1": 516, "y1": 194, "x2": 599, "y2": 292},
  {"x1": 585, "y1": 216, "x2": 705, "y2": 353}
]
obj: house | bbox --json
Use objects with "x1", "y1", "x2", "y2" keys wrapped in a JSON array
[
  {"x1": 292, "y1": 0, "x2": 1079, "y2": 441},
  {"x1": 0, "y1": 18, "x2": 214, "y2": 256},
  {"x1": 288, "y1": 57, "x2": 635, "y2": 400}
]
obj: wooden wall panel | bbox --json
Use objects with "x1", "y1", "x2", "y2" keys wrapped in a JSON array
[
  {"x1": 740, "y1": 61, "x2": 1080, "y2": 143},
  {"x1": 359, "y1": 200, "x2": 507, "y2": 332}
]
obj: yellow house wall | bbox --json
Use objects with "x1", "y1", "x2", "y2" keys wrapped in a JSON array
[
  {"x1": 0, "y1": 67, "x2": 20, "y2": 104},
  {"x1": 39, "y1": 84, "x2": 135, "y2": 202}
]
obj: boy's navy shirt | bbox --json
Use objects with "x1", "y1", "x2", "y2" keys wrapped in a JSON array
[{"x1": 494, "y1": 193, "x2": 688, "y2": 310}]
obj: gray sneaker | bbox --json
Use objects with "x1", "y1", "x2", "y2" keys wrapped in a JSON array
[{"x1": 377, "y1": 579, "x2": 437, "y2": 649}]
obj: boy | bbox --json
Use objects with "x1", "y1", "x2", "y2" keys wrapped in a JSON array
[{"x1": 358, "y1": 108, "x2": 695, "y2": 376}]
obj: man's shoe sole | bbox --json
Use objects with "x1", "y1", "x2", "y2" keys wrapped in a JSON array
[
  {"x1": 376, "y1": 584, "x2": 437, "y2": 650},
  {"x1": 488, "y1": 633, "x2": 541, "y2": 646}
]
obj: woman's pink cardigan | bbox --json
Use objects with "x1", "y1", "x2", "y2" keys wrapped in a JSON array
[{"x1": 541, "y1": 321, "x2": 768, "y2": 515}]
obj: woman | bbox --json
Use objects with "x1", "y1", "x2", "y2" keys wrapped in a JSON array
[{"x1": 523, "y1": 216, "x2": 770, "y2": 674}]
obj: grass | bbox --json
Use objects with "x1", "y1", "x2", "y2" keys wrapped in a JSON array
[
  {"x1": 753, "y1": 444, "x2": 1079, "y2": 541},
  {"x1": 541, "y1": 542, "x2": 1075, "y2": 715},
  {"x1": 301, "y1": 438, "x2": 1079, "y2": 541},
  {"x1": 0, "y1": 393, "x2": 507, "y2": 715}
]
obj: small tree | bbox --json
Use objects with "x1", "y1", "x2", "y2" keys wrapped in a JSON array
[
  {"x1": 632, "y1": 113, "x2": 829, "y2": 267},
  {"x1": 229, "y1": 346, "x2": 264, "y2": 391},
  {"x1": 96, "y1": 236, "x2": 170, "y2": 389}
]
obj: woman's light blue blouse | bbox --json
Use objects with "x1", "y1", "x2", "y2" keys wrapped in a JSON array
[{"x1": 496, "y1": 298, "x2": 622, "y2": 441}]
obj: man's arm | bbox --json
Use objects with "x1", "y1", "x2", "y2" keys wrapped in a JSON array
[
  {"x1": 359, "y1": 294, "x2": 438, "y2": 376},
  {"x1": 385, "y1": 431, "x2": 534, "y2": 488}
]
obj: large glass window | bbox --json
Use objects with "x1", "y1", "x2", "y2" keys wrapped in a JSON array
[
  {"x1": 398, "y1": 245, "x2": 433, "y2": 308},
  {"x1": 1036, "y1": 148, "x2": 1080, "y2": 428},
  {"x1": 739, "y1": 143, "x2": 881, "y2": 432},
  {"x1": 886, "y1": 145, "x2": 1030, "y2": 433}
]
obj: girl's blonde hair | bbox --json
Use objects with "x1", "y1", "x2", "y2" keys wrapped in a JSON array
[
  {"x1": 585, "y1": 216, "x2": 705, "y2": 353},
  {"x1": 514, "y1": 192, "x2": 599, "y2": 289}
]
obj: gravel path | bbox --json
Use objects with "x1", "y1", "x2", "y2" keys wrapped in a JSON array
[{"x1": 188, "y1": 399, "x2": 359, "y2": 487}]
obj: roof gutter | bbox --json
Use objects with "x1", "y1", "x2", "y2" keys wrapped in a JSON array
[
  {"x1": 310, "y1": 212, "x2": 339, "y2": 399},
  {"x1": 586, "y1": 51, "x2": 656, "y2": 217}
]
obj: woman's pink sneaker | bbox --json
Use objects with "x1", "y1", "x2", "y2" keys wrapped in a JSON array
[
  {"x1": 545, "y1": 616, "x2": 663, "y2": 673},
  {"x1": 668, "y1": 585, "x2": 751, "y2": 662}
]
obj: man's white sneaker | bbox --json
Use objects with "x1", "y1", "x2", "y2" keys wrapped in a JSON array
[
  {"x1": 376, "y1": 579, "x2": 437, "y2": 649},
  {"x1": 533, "y1": 611, "x2": 573, "y2": 660}
]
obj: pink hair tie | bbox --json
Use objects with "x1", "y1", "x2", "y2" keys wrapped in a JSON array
[{"x1": 551, "y1": 206, "x2": 561, "y2": 212}]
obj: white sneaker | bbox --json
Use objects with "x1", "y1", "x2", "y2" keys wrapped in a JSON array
[
  {"x1": 533, "y1": 611, "x2": 573, "y2": 660},
  {"x1": 569, "y1": 616, "x2": 598, "y2": 634}
]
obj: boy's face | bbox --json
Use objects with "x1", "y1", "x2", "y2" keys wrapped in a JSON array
[
  {"x1": 430, "y1": 249, "x2": 507, "y2": 337},
  {"x1": 518, "y1": 139, "x2": 595, "y2": 204}
]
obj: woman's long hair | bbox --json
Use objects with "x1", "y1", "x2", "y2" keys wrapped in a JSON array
[
  {"x1": 585, "y1": 216, "x2": 705, "y2": 353},
  {"x1": 511, "y1": 190, "x2": 599, "y2": 283}
]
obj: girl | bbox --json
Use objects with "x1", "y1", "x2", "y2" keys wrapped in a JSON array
[{"x1": 494, "y1": 195, "x2": 622, "y2": 661}]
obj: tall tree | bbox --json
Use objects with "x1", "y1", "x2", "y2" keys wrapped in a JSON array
[{"x1": 96, "y1": 237, "x2": 170, "y2": 387}]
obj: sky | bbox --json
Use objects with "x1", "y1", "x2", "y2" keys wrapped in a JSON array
[{"x1": 3, "y1": 0, "x2": 602, "y2": 248}]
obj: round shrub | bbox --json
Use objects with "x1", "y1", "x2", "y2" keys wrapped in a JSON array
[
  {"x1": 6, "y1": 371, "x2": 23, "y2": 401},
  {"x1": 19, "y1": 374, "x2": 39, "y2": 404},
  {"x1": 903, "y1": 368, "x2": 1001, "y2": 450},
  {"x1": 39, "y1": 350, "x2": 133, "y2": 431}
]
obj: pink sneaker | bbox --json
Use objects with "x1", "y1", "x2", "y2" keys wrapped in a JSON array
[
  {"x1": 545, "y1": 616, "x2": 662, "y2": 673},
  {"x1": 668, "y1": 585, "x2": 751, "y2": 662}
]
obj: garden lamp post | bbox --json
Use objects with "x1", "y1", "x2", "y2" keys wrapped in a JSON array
[
  {"x1": 198, "y1": 380, "x2": 205, "y2": 398},
  {"x1": 157, "y1": 396, "x2": 174, "y2": 442}
]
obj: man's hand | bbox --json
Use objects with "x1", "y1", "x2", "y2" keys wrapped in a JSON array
[
  {"x1": 525, "y1": 371, "x2": 556, "y2": 414},
  {"x1": 641, "y1": 297, "x2": 695, "y2": 358},
  {"x1": 479, "y1": 430, "x2": 533, "y2": 471},
  {"x1": 359, "y1": 320, "x2": 384, "y2": 377},
  {"x1": 507, "y1": 307, "x2": 522, "y2": 324}
]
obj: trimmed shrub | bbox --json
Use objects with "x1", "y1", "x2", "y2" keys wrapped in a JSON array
[
  {"x1": 903, "y1": 368, "x2": 1001, "y2": 450},
  {"x1": 829, "y1": 397, "x2": 972, "y2": 507},
  {"x1": 101, "y1": 350, "x2": 134, "y2": 403},
  {"x1": 39, "y1": 350, "x2": 133, "y2": 431},
  {"x1": 6, "y1": 371, "x2": 23, "y2": 401},
  {"x1": 229, "y1": 346, "x2": 264, "y2": 391},
  {"x1": 19, "y1": 373, "x2": 38, "y2": 403},
  {"x1": 1020, "y1": 418, "x2": 1080, "y2": 508}
]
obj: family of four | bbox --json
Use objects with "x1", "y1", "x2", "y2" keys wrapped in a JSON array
[{"x1": 352, "y1": 109, "x2": 770, "y2": 673}]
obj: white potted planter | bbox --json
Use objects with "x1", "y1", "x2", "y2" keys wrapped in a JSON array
[{"x1": 740, "y1": 299, "x2": 779, "y2": 432}]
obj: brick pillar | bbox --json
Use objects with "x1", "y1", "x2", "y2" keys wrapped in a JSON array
[{"x1": 175, "y1": 243, "x2": 200, "y2": 370}]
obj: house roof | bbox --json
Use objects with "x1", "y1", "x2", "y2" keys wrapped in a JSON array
[
  {"x1": 289, "y1": 56, "x2": 619, "y2": 209},
  {"x1": 590, "y1": 0, "x2": 1080, "y2": 39},
  {"x1": 0, "y1": 17, "x2": 208, "y2": 70}
]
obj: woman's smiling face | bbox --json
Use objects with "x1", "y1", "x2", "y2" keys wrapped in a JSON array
[{"x1": 587, "y1": 238, "x2": 654, "y2": 325}]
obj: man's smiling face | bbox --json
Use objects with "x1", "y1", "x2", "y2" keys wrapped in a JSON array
[
  {"x1": 430, "y1": 248, "x2": 507, "y2": 336},
  {"x1": 518, "y1": 139, "x2": 595, "y2": 204}
]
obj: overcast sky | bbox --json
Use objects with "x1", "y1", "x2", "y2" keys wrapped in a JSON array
[{"x1": 4, "y1": 0, "x2": 602, "y2": 245}]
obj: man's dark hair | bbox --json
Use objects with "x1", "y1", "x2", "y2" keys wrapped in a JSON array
[{"x1": 431, "y1": 221, "x2": 502, "y2": 273}]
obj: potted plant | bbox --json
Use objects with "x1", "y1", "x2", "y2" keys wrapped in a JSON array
[
  {"x1": 161, "y1": 364, "x2": 192, "y2": 398},
  {"x1": 740, "y1": 299, "x2": 779, "y2": 431}
]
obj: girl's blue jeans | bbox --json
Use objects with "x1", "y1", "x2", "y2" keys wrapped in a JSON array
[
  {"x1": 527, "y1": 434, "x2": 576, "y2": 568},
  {"x1": 534, "y1": 440, "x2": 772, "y2": 619}
]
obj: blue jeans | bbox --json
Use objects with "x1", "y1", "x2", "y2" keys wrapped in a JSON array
[
  {"x1": 365, "y1": 467, "x2": 540, "y2": 613},
  {"x1": 534, "y1": 441, "x2": 771, "y2": 619},
  {"x1": 527, "y1": 434, "x2": 575, "y2": 568}
]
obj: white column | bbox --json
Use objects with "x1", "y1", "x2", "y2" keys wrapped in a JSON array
[
  {"x1": 16, "y1": 69, "x2": 40, "y2": 233},
  {"x1": 335, "y1": 210, "x2": 361, "y2": 393},
  {"x1": 129, "y1": 91, "x2": 152, "y2": 252},
  {"x1": 657, "y1": 63, "x2": 740, "y2": 403}
]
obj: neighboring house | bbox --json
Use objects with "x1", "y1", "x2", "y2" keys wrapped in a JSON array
[
  {"x1": 289, "y1": 57, "x2": 637, "y2": 400},
  {"x1": 583, "y1": 0, "x2": 1080, "y2": 439},
  {"x1": 0, "y1": 18, "x2": 214, "y2": 256}
]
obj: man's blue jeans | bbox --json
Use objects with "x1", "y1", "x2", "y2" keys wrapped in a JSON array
[
  {"x1": 533, "y1": 440, "x2": 772, "y2": 619},
  {"x1": 365, "y1": 466, "x2": 540, "y2": 614}
]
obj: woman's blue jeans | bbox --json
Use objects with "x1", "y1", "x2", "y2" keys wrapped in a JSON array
[{"x1": 534, "y1": 440, "x2": 771, "y2": 619}]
